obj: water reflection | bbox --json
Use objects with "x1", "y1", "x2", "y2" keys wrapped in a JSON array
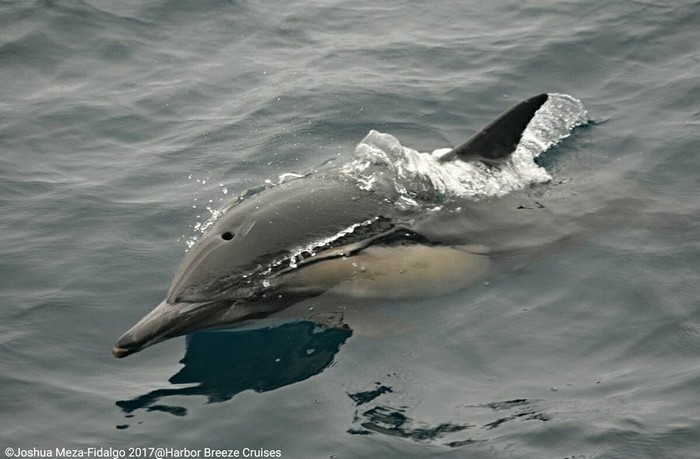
[
  {"x1": 116, "y1": 322, "x2": 351, "y2": 416},
  {"x1": 346, "y1": 383, "x2": 549, "y2": 448}
]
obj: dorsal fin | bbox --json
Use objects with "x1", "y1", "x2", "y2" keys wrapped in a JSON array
[{"x1": 439, "y1": 93, "x2": 548, "y2": 165}]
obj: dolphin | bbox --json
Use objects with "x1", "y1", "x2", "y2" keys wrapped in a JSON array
[{"x1": 113, "y1": 93, "x2": 578, "y2": 358}]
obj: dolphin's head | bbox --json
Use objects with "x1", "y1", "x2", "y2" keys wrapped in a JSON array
[
  {"x1": 113, "y1": 177, "x2": 386, "y2": 357},
  {"x1": 111, "y1": 200, "x2": 299, "y2": 358},
  {"x1": 111, "y1": 192, "x2": 302, "y2": 358}
]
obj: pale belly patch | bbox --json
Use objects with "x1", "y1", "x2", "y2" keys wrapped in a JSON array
[{"x1": 271, "y1": 245, "x2": 492, "y2": 299}]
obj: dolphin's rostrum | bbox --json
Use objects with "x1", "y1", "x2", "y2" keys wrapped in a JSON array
[{"x1": 113, "y1": 94, "x2": 580, "y2": 358}]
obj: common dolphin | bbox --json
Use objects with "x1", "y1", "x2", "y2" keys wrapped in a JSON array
[{"x1": 113, "y1": 93, "x2": 586, "y2": 358}]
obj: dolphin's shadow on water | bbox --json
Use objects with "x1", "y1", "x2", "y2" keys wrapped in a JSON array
[{"x1": 116, "y1": 322, "x2": 351, "y2": 417}]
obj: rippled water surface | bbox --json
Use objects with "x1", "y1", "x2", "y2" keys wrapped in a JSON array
[{"x1": 1, "y1": 1, "x2": 698, "y2": 458}]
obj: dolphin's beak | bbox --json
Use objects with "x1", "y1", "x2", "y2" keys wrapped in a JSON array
[{"x1": 112, "y1": 299, "x2": 232, "y2": 358}]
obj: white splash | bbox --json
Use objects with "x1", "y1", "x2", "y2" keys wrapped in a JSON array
[
  {"x1": 286, "y1": 217, "x2": 379, "y2": 268},
  {"x1": 342, "y1": 93, "x2": 588, "y2": 203},
  {"x1": 183, "y1": 94, "x2": 587, "y2": 248}
]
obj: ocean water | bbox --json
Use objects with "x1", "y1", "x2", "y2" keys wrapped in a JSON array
[{"x1": 1, "y1": 1, "x2": 698, "y2": 458}]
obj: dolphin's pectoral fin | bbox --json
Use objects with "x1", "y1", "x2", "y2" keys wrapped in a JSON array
[
  {"x1": 440, "y1": 93, "x2": 548, "y2": 166},
  {"x1": 460, "y1": 244, "x2": 491, "y2": 255}
]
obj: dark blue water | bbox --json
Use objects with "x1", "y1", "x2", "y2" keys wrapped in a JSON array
[{"x1": 1, "y1": 1, "x2": 698, "y2": 458}]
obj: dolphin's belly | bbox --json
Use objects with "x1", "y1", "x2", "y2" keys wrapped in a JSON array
[{"x1": 271, "y1": 245, "x2": 492, "y2": 299}]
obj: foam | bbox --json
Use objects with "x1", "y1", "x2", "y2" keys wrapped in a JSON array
[{"x1": 342, "y1": 93, "x2": 588, "y2": 204}]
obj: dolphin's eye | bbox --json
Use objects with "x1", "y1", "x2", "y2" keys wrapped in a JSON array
[{"x1": 221, "y1": 231, "x2": 235, "y2": 241}]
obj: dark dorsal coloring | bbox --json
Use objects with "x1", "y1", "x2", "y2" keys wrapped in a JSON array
[{"x1": 439, "y1": 93, "x2": 548, "y2": 165}]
